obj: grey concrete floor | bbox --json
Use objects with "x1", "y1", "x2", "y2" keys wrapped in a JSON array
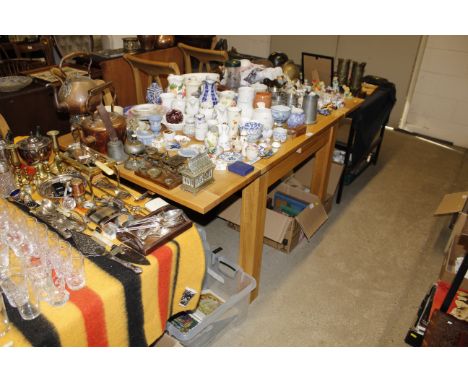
[{"x1": 195, "y1": 129, "x2": 468, "y2": 346}]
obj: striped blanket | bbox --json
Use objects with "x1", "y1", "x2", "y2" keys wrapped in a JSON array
[{"x1": 1, "y1": 226, "x2": 205, "y2": 347}]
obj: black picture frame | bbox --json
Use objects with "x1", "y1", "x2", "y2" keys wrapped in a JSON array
[{"x1": 301, "y1": 52, "x2": 334, "y2": 86}]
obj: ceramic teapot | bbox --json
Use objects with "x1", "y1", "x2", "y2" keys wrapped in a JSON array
[{"x1": 49, "y1": 52, "x2": 103, "y2": 115}]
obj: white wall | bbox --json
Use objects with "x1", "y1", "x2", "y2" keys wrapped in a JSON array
[
  {"x1": 405, "y1": 36, "x2": 468, "y2": 148},
  {"x1": 271, "y1": 36, "x2": 421, "y2": 127},
  {"x1": 219, "y1": 35, "x2": 271, "y2": 58}
]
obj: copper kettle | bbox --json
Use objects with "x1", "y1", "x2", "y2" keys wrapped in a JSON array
[{"x1": 49, "y1": 51, "x2": 102, "y2": 115}]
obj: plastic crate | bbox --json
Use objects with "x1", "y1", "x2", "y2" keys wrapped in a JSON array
[{"x1": 166, "y1": 248, "x2": 256, "y2": 346}]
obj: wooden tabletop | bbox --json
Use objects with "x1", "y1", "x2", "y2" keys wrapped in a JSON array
[
  {"x1": 58, "y1": 97, "x2": 363, "y2": 215},
  {"x1": 253, "y1": 97, "x2": 364, "y2": 174}
]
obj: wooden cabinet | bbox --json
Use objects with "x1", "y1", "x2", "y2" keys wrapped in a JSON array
[
  {"x1": 98, "y1": 47, "x2": 185, "y2": 107},
  {"x1": 0, "y1": 81, "x2": 70, "y2": 137}
]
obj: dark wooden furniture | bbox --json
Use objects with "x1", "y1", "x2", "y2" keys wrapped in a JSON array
[
  {"x1": 97, "y1": 47, "x2": 184, "y2": 107},
  {"x1": 0, "y1": 80, "x2": 69, "y2": 137},
  {"x1": 0, "y1": 58, "x2": 45, "y2": 76},
  {"x1": 0, "y1": 37, "x2": 55, "y2": 66}
]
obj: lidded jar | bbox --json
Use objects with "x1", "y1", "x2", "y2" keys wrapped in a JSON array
[{"x1": 224, "y1": 59, "x2": 241, "y2": 91}]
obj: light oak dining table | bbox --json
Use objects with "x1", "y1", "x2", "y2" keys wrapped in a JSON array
[{"x1": 58, "y1": 97, "x2": 364, "y2": 301}]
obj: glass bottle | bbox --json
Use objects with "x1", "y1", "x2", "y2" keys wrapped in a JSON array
[{"x1": 224, "y1": 59, "x2": 241, "y2": 91}]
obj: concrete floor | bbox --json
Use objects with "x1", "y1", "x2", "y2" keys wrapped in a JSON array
[{"x1": 195, "y1": 129, "x2": 468, "y2": 346}]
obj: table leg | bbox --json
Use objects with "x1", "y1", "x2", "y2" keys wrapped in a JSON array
[
  {"x1": 239, "y1": 175, "x2": 268, "y2": 301},
  {"x1": 311, "y1": 124, "x2": 338, "y2": 201}
]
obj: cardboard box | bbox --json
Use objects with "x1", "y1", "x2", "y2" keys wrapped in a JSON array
[
  {"x1": 439, "y1": 216, "x2": 468, "y2": 290},
  {"x1": 434, "y1": 191, "x2": 468, "y2": 253},
  {"x1": 284, "y1": 157, "x2": 344, "y2": 213},
  {"x1": 219, "y1": 183, "x2": 328, "y2": 254},
  {"x1": 152, "y1": 333, "x2": 182, "y2": 347}
]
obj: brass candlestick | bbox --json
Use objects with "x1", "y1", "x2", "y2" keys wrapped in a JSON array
[
  {"x1": 6, "y1": 144, "x2": 23, "y2": 187},
  {"x1": 47, "y1": 130, "x2": 64, "y2": 173}
]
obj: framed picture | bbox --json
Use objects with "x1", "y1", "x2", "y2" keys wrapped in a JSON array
[{"x1": 301, "y1": 52, "x2": 334, "y2": 87}]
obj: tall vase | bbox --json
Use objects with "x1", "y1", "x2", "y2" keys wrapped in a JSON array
[{"x1": 199, "y1": 79, "x2": 219, "y2": 106}]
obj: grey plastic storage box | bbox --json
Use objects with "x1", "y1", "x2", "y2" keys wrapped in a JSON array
[{"x1": 166, "y1": 250, "x2": 256, "y2": 346}]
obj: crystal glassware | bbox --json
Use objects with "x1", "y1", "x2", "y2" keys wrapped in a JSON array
[
  {"x1": 0, "y1": 293, "x2": 10, "y2": 338},
  {"x1": 8, "y1": 273, "x2": 41, "y2": 320}
]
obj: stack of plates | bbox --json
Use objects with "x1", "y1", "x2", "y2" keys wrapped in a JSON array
[{"x1": 0, "y1": 76, "x2": 33, "y2": 92}]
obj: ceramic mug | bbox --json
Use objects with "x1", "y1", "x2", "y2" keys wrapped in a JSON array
[{"x1": 160, "y1": 93, "x2": 175, "y2": 109}]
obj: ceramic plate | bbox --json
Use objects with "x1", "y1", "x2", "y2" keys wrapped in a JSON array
[
  {"x1": 178, "y1": 148, "x2": 199, "y2": 158},
  {"x1": 188, "y1": 144, "x2": 207, "y2": 154},
  {"x1": 218, "y1": 151, "x2": 243, "y2": 164},
  {"x1": 0, "y1": 76, "x2": 33, "y2": 92}
]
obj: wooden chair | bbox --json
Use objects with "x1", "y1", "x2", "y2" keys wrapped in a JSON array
[
  {"x1": 0, "y1": 58, "x2": 46, "y2": 76},
  {"x1": 177, "y1": 42, "x2": 228, "y2": 73},
  {"x1": 11, "y1": 37, "x2": 55, "y2": 66},
  {"x1": 0, "y1": 113, "x2": 11, "y2": 140},
  {"x1": 123, "y1": 54, "x2": 181, "y2": 105}
]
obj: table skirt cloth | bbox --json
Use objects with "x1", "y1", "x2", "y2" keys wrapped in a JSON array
[{"x1": 1, "y1": 226, "x2": 205, "y2": 347}]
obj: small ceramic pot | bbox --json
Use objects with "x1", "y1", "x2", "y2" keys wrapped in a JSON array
[
  {"x1": 273, "y1": 127, "x2": 288, "y2": 143},
  {"x1": 183, "y1": 117, "x2": 196, "y2": 137},
  {"x1": 245, "y1": 144, "x2": 258, "y2": 161},
  {"x1": 271, "y1": 141, "x2": 281, "y2": 153},
  {"x1": 195, "y1": 122, "x2": 208, "y2": 141},
  {"x1": 287, "y1": 107, "x2": 306, "y2": 128},
  {"x1": 253, "y1": 91, "x2": 272, "y2": 109}
]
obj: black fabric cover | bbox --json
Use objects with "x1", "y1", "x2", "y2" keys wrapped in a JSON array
[{"x1": 348, "y1": 77, "x2": 396, "y2": 168}]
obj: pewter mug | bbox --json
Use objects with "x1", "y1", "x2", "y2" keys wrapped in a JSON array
[{"x1": 303, "y1": 93, "x2": 318, "y2": 125}]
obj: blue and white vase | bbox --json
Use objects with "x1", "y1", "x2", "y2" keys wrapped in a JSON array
[
  {"x1": 146, "y1": 82, "x2": 162, "y2": 104},
  {"x1": 199, "y1": 79, "x2": 219, "y2": 106}
]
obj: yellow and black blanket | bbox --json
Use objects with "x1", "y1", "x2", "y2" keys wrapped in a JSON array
[{"x1": 1, "y1": 226, "x2": 205, "y2": 347}]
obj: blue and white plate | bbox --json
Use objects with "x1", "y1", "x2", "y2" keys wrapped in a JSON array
[
  {"x1": 178, "y1": 148, "x2": 199, "y2": 158},
  {"x1": 218, "y1": 151, "x2": 243, "y2": 164}
]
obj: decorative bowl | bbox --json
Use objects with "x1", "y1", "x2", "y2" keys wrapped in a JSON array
[
  {"x1": 174, "y1": 135, "x2": 190, "y2": 147},
  {"x1": 271, "y1": 105, "x2": 291, "y2": 125},
  {"x1": 0, "y1": 76, "x2": 33, "y2": 93},
  {"x1": 130, "y1": 104, "x2": 166, "y2": 119},
  {"x1": 241, "y1": 120, "x2": 263, "y2": 142}
]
